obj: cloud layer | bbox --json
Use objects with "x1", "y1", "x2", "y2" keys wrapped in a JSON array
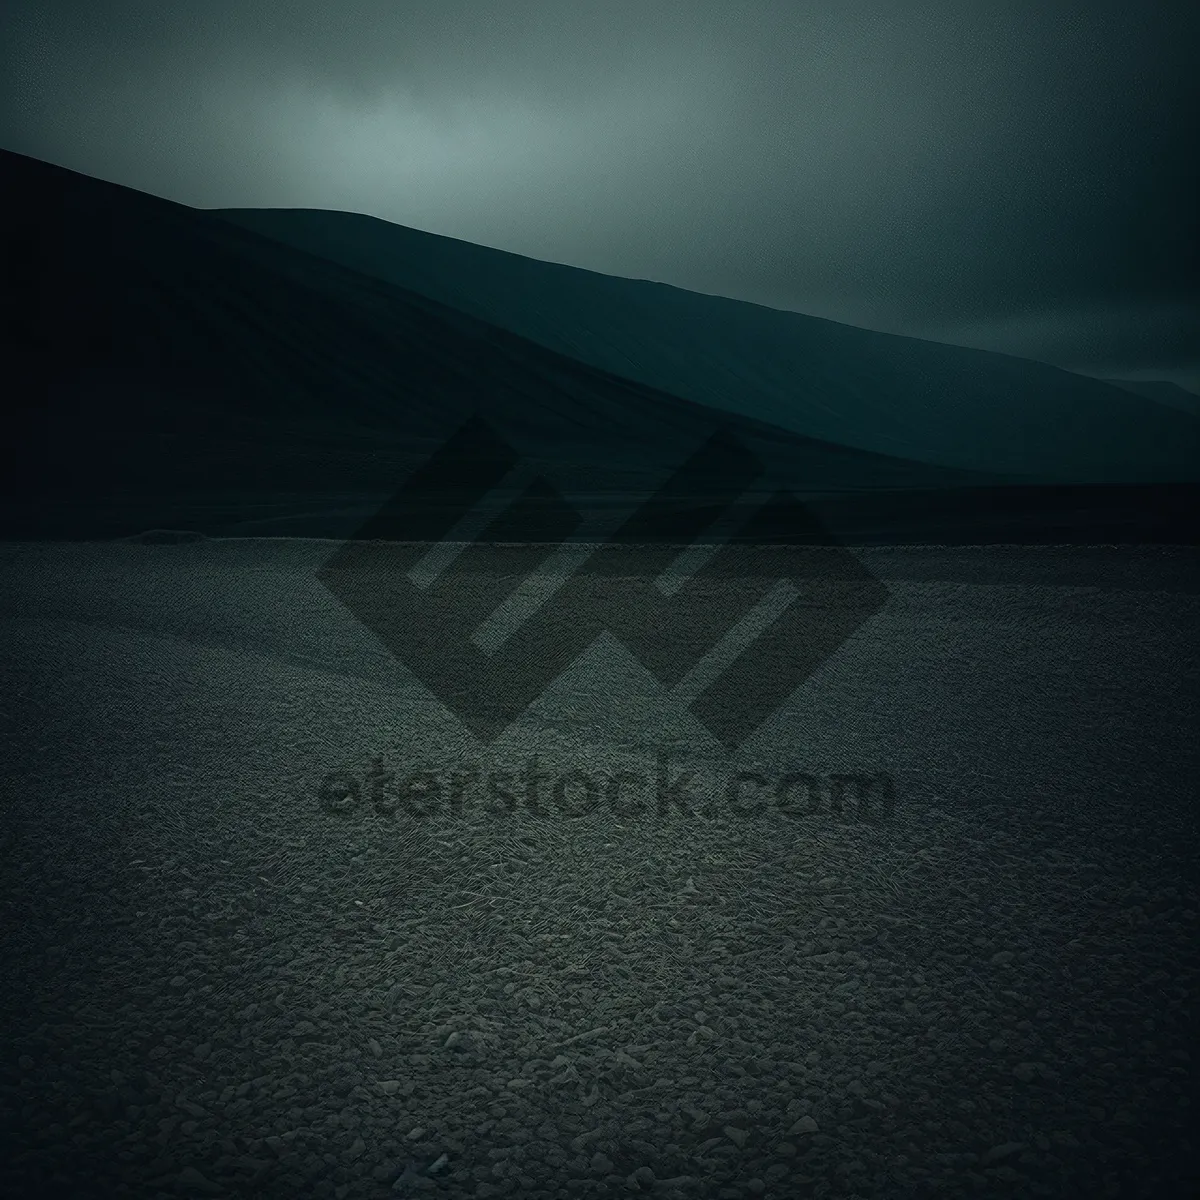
[{"x1": 4, "y1": 0, "x2": 1197, "y2": 389}]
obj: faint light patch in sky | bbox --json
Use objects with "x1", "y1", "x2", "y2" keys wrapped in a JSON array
[{"x1": 264, "y1": 63, "x2": 724, "y2": 254}]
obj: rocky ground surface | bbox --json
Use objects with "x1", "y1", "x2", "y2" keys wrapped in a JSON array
[{"x1": 0, "y1": 539, "x2": 1195, "y2": 1198}]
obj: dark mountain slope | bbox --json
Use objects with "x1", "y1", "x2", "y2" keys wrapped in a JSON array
[
  {"x1": 2, "y1": 148, "x2": 1194, "y2": 544},
  {"x1": 215, "y1": 206, "x2": 1200, "y2": 486}
]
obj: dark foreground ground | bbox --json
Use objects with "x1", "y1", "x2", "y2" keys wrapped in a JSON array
[{"x1": 0, "y1": 539, "x2": 1196, "y2": 1200}]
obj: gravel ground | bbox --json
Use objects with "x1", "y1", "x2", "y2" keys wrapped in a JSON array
[{"x1": 0, "y1": 539, "x2": 1196, "y2": 1199}]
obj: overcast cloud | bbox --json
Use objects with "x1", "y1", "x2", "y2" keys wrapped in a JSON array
[{"x1": 4, "y1": 0, "x2": 1197, "y2": 390}]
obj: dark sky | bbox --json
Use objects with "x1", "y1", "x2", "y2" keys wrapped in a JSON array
[{"x1": 5, "y1": 0, "x2": 1198, "y2": 391}]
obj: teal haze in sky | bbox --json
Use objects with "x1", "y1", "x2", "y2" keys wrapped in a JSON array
[{"x1": 3, "y1": 0, "x2": 1197, "y2": 391}]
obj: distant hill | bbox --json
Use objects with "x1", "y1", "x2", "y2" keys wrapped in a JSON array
[
  {"x1": 3, "y1": 147, "x2": 1195, "y2": 544},
  {"x1": 0, "y1": 147, "x2": 995, "y2": 542},
  {"x1": 215, "y1": 206, "x2": 1200, "y2": 487}
]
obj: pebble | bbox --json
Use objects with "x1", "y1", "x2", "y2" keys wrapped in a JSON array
[
  {"x1": 571, "y1": 1129, "x2": 602, "y2": 1152},
  {"x1": 1012, "y1": 1062, "x2": 1045, "y2": 1082},
  {"x1": 983, "y1": 1142, "x2": 1028, "y2": 1164},
  {"x1": 724, "y1": 1126, "x2": 748, "y2": 1147},
  {"x1": 175, "y1": 1166, "x2": 222, "y2": 1195},
  {"x1": 659, "y1": 1178, "x2": 697, "y2": 1192},
  {"x1": 789, "y1": 1115, "x2": 819, "y2": 1135},
  {"x1": 391, "y1": 1163, "x2": 430, "y2": 1193}
]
